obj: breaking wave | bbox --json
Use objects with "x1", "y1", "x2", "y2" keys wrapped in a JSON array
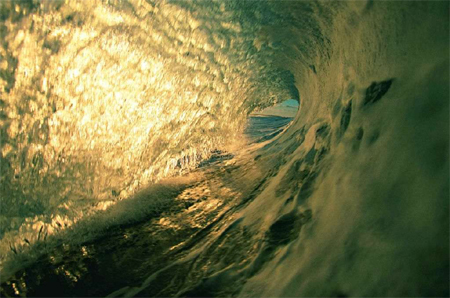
[
  {"x1": 0, "y1": 0, "x2": 448, "y2": 296},
  {"x1": 1, "y1": 0, "x2": 298, "y2": 260}
]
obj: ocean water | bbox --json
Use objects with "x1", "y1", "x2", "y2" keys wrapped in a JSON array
[
  {"x1": 0, "y1": 0, "x2": 449, "y2": 296},
  {"x1": 244, "y1": 115, "x2": 293, "y2": 143}
]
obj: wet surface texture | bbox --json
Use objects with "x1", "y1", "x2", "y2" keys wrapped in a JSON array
[
  {"x1": 363, "y1": 79, "x2": 394, "y2": 106},
  {"x1": 1, "y1": 1, "x2": 449, "y2": 297}
]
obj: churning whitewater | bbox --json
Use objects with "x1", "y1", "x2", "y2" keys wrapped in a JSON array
[{"x1": 0, "y1": 0, "x2": 449, "y2": 297}]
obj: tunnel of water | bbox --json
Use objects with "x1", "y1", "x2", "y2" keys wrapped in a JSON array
[{"x1": 0, "y1": 0, "x2": 448, "y2": 296}]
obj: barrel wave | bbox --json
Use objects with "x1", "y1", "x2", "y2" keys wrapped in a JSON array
[{"x1": 0, "y1": 0, "x2": 448, "y2": 297}]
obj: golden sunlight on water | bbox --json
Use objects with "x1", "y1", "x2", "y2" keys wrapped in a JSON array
[
  {"x1": 1, "y1": 0, "x2": 448, "y2": 297},
  {"x1": 0, "y1": 0, "x2": 297, "y2": 270}
]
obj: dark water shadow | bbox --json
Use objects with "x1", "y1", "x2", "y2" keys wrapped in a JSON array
[{"x1": 0, "y1": 148, "x2": 269, "y2": 297}]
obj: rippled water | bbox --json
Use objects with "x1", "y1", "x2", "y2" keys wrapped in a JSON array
[
  {"x1": 1, "y1": 0, "x2": 449, "y2": 296},
  {"x1": 1, "y1": 0, "x2": 298, "y2": 264}
]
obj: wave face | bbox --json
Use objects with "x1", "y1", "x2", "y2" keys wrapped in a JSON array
[
  {"x1": 0, "y1": 0, "x2": 298, "y2": 260},
  {"x1": 1, "y1": 0, "x2": 449, "y2": 296}
]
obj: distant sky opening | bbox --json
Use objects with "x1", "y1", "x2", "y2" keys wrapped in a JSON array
[{"x1": 252, "y1": 99, "x2": 299, "y2": 118}]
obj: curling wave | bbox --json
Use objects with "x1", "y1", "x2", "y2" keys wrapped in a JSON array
[{"x1": 0, "y1": 0, "x2": 449, "y2": 297}]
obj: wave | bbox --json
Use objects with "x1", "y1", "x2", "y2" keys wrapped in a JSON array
[
  {"x1": 1, "y1": 0, "x2": 449, "y2": 296},
  {"x1": 0, "y1": 0, "x2": 298, "y2": 264}
]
